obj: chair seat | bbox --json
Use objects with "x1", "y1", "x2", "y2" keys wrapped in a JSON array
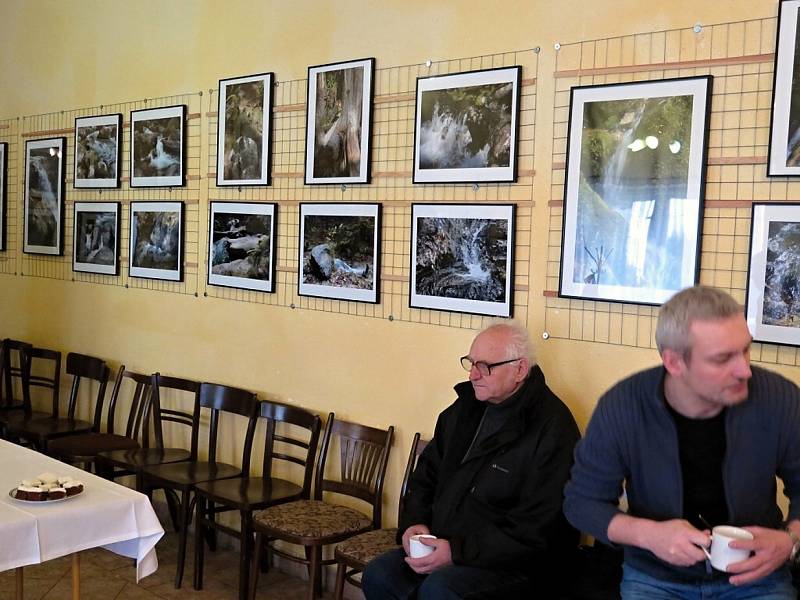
[
  {"x1": 253, "y1": 499, "x2": 373, "y2": 542},
  {"x1": 194, "y1": 476, "x2": 304, "y2": 510},
  {"x1": 49, "y1": 433, "x2": 140, "y2": 461},
  {"x1": 334, "y1": 527, "x2": 399, "y2": 567},
  {"x1": 0, "y1": 402, "x2": 26, "y2": 413},
  {"x1": 10, "y1": 417, "x2": 93, "y2": 439},
  {"x1": 0, "y1": 409, "x2": 50, "y2": 427},
  {"x1": 142, "y1": 460, "x2": 242, "y2": 488},
  {"x1": 97, "y1": 447, "x2": 192, "y2": 470}
]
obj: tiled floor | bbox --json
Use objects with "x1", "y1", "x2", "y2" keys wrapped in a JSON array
[{"x1": 0, "y1": 531, "x2": 351, "y2": 599}]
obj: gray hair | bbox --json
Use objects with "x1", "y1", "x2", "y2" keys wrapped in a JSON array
[
  {"x1": 480, "y1": 320, "x2": 536, "y2": 364},
  {"x1": 655, "y1": 285, "x2": 743, "y2": 357}
]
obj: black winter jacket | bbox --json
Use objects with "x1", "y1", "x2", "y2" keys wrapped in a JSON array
[{"x1": 398, "y1": 365, "x2": 580, "y2": 575}]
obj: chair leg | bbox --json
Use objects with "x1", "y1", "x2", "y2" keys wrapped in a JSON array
[
  {"x1": 205, "y1": 501, "x2": 217, "y2": 551},
  {"x1": 307, "y1": 545, "x2": 322, "y2": 600},
  {"x1": 193, "y1": 496, "x2": 206, "y2": 590},
  {"x1": 333, "y1": 561, "x2": 347, "y2": 600},
  {"x1": 249, "y1": 532, "x2": 263, "y2": 600},
  {"x1": 165, "y1": 488, "x2": 181, "y2": 532},
  {"x1": 238, "y1": 511, "x2": 252, "y2": 600},
  {"x1": 174, "y1": 489, "x2": 191, "y2": 589}
]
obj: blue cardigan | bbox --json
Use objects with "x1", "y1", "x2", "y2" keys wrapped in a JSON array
[{"x1": 564, "y1": 365, "x2": 800, "y2": 582}]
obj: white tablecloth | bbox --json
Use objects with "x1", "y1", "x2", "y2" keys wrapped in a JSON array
[{"x1": 0, "y1": 439, "x2": 164, "y2": 581}]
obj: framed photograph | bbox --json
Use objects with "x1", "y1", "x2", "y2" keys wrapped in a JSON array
[
  {"x1": 305, "y1": 58, "x2": 374, "y2": 185},
  {"x1": 745, "y1": 202, "x2": 800, "y2": 345},
  {"x1": 559, "y1": 76, "x2": 712, "y2": 305},
  {"x1": 74, "y1": 114, "x2": 122, "y2": 188},
  {"x1": 217, "y1": 72, "x2": 273, "y2": 186},
  {"x1": 410, "y1": 203, "x2": 515, "y2": 317},
  {"x1": 298, "y1": 203, "x2": 380, "y2": 303},
  {"x1": 24, "y1": 137, "x2": 66, "y2": 255},
  {"x1": 412, "y1": 66, "x2": 521, "y2": 184},
  {"x1": 0, "y1": 142, "x2": 6, "y2": 251},
  {"x1": 208, "y1": 202, "x2": 277, "y2": 292},
  {"x1": 130, "y1": 105, "x2": 186, "y2": 187},
  {"x1": 129, "y1": 201, "x2": 183, "y2": 281},
  {"x1": 73, "y1": 202, "x2": 120, "y2": 275},
  {"x1": 769, "y1": 0, "x2": 800, "y2": 176}
]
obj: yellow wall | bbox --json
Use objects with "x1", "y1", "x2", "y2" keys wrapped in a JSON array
[{"x1": 0, "y1": 0, "x2": 792, "y2": 525}]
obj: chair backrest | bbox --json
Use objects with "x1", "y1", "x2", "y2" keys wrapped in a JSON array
[
  {"x1": 258, "y1": 400, "x2": 322, "y2": 499},
  {"x1": 26, "y1": 347, "x2": 62, "y2": 418},
  {"x1": 65, "y1": 352, "x2": 109, "y2": 430},
  {"x1": 314, "y1": 412, "x2": 394, "y2": 529},
  {"x1": 1, "y1": 339, "x2": 32, "y2": 407},
  {"x1": 103, "y1": 367, "x2": 153, "y2": 439},
  {"x1": 197, "y1": 382, "x2": 259, "y2": 467},
  {"x1": 150, "y1": 373, "x2": 201, "y2": 455},
  {"x1": 398, "y1": 433, "x2": 429, "y2": 518}
]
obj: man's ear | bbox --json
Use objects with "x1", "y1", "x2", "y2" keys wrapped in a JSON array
[
  {"x1": 515, "y1": 357, "x2": 530, "y2": 381},
  {"x1": 662, "y1": 348, "x2": 686, "y2": 377}
]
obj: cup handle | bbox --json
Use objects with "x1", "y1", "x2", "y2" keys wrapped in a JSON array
[{"x1": 701, "y1": 545, "x2": 712, "y2": 560}]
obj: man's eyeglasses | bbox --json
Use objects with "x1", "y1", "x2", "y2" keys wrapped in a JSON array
[{"x1": 460, "y1": 356, "x2": 522, "y2": 376}]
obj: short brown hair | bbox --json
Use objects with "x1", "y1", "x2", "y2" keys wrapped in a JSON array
[{"x1": 655, "y1": 286, "x2": 743, "y2": 357}]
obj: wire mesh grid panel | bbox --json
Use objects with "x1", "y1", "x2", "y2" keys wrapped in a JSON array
[
  {"x1": 204, "y1": 49, "x2": 538, "y2": 330},
  {"x1": 0, "y1": 117, "x2": 20, "y2": 275},
  {"x1": 18, "y1": 92, "x2": 203, "y2": 297},
  {"x1": 544, "y1": 15, "x2": 800, "y2": 364}
]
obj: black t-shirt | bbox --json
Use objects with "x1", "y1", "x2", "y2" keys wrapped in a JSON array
[{"x1": 666, "y1": 402, "x2": 729, "y2": 530}]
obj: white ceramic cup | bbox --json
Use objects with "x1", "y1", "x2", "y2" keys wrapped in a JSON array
[
  {"x1": 408, "y1": 534, "x2": 437, "y2": 558},
  {"x1": 701, "y1": 525, "x2": 753, "y2": 572}
]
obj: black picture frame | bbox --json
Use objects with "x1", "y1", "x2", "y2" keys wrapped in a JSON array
[
  {"x1": 216, "y1": 72, "x2": 273, "y2": 187},
  {"x1": 298, "y1": 202, "x2": 380, "y2": 303},
  {"x1": 24, "y1": 137, "x2": 66, "y2": 255},
  {"x1": 0, "y1": 142, "x2": 6, "y2": 251},
  {"x1": 412, "y1": 65, "x2": 521, "y2": 184},
  {"x1": 128, "y1": 201, "x2": 184, "y2": 281},
  {"x1": 768, "y1": 0, "x2": 800, "y2": 176},
  {"x1": 304, "y1": 58, "x2": 374, "y2": 185},
  {"x1": 74, "y1": 114, "x2": 122, "y2": 189},
  {"x1": 130, "y1": 105, "x2": 186, "y2": 188},
  {"x1": 72, "y1": 201, "x2": 120, "y2": 275},
  {"x1": 558, "y1": 76, "x2": 712, "y2": 306},
  {"x1": 409, "y1": 203, "x2": 515, "y2": 317},
  {"x1": 207, "y1": 201, "x2": 277, "y2": 292}
]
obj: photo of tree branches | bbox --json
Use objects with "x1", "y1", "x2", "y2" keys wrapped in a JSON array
[
  {"x1": 223, "y1": 81, "x2": 264, "y2": 181},
  {"x1": 302, "y1": 215, "x2": 375, "y2": 289},
  {"x1": 574, "y1": 93, "x2": 694, "y2": 291},
  {"x1": 762, "y1": 220, "x2": 800, "y2": 327},
  {"x1": 312, "y1": 66, "x2": 364, "y2": 178},
  {"x1": 131, "y1": 210, "x2": 180, "y2": 270},
  {"x1": 418, "y1": 82, "x2": 513, "y2": 170},
  {"x1": 415, "y1": 217, "x2": 508, "y2": 302},
  {"x1": 787, "y1": 13, "x2": 800, "y2": 167},
  {"x1": 211, "y1": 211, "x2": 271, "y2": 280}
]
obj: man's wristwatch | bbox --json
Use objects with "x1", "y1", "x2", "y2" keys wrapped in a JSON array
[{"x1": 787, "y1": 529, "x2": 800, "y2": 564}]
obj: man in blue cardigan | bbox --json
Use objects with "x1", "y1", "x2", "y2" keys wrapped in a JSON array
[{"x1": 565, "y1": 285, "x2": 800, "y2": 599}]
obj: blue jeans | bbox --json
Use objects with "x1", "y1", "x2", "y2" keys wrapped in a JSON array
[
  {"x1": 361, "y1": 548, "x2": 534, "y2": 600},
  {"x1": 621, "y1": 564, "x2": 796, "y2": 599}
]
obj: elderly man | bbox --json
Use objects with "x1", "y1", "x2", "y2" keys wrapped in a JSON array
[
  {"x1": 362, "y1": 321, "x2": 580, "y2": 599},
  {"x1": 564, "y1": 285, "x2": 800, "y2": 599}
]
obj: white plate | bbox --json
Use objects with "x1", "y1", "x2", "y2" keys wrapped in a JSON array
[{"x1": 9, "y1": 487, "x2": 83, "y2": 503}]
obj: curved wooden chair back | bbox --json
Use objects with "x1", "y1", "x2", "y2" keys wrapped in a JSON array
[
  {"x1": 398, "y1": 433, "x2": 428, "y2": 518},
  {"x1": 65, "y1": 352, "x2": 109, "y2": 431},
  {"x1": 104, "y1": 367, "x2": 153, "y2": 439},
  {"x1": 198, "y1": 382, "x2": 260, "y2": 468},
  {"x1": 1, "y1": 339, "x2": 33, "y2": 409},
  {"x1": 150, "y1": 373, "x2": 201, "y2": 455}
]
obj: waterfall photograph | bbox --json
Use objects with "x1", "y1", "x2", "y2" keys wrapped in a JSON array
[
  {"x1": 130, "y1": 105, "x2": 185, "y2": 187},
  {"x1": 298, "y1": 203, "x2": 380, "y2": 303},
  {"x1": 0, "y1": 142, "x2": 6, "y2": 251},
  {"x1": 208, "y1": 202, "x2": 276, "y2": 292},
  {"x1": 129, "y1": 201, "x2": 183, "y2": 281},
  {"x1": 413, "y1": 66, "x2": 520, "y2": 183},
  {"x1": 769, "y1": 1, "x2": 800, "y2": 176},
  {"x1": 410, "y1": 204, "x2": 514, "y2": 317},
  {"x1": 217, "y1": 73, "x2": 271, "y2": 186},
  {"x1": 305, "y1": 58, "x2": 373, "y2": 184},
  {"x1": 746, "y1": 203, "x2": 800, "y2": 346},
  {"x1": 559, "y1": 76, "x2": 711, "y2": 305},
  {"x1": 74, "y1": 114, "x2": 121, "y2": 188},
  {"x1": 73, "y1": 202, "x2": 119, "y2": 275},
  {"x1": 24, "y1": 137, "x2": 65, "y2": 255}
]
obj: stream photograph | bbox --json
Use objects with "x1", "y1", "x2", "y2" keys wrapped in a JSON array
[
  {"x1": 761, "y1": 220, "x2": 800, "y2": 327},
  {"x1": 131, "y1": 106, "x2": 185, "y2": 186},
  {"x1": 74, "y1": 115, "x2": 120, "y2": 187},
  {"x1": 209, "y1": 202, "x2": 274, "y2": 292},
  {"x1": 129, "y1": 202, "x2": 182, "y2": 280},
  {"x1": 25, "y1": 140, "x2": 63, "y2": 252},
  {"x1": 560, "y1": 77, "x2": 710, "y2": 304},
  {"x1": 218, "y1": 75, "x2": 268, "y2": 184}
]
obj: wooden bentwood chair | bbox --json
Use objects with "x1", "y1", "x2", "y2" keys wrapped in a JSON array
[
  {"x1": 141, "y1": 382, "x2": 259, "y2": 589},
  {"x1": 249, "y1": 413, "x2": 394, "y2": 600},
  {"x1": 192, "y1": 400, "x2": 322, "y2": 599},
  {"x1": 333, "y1": 433, "x2": 428, "y2": 600}
]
